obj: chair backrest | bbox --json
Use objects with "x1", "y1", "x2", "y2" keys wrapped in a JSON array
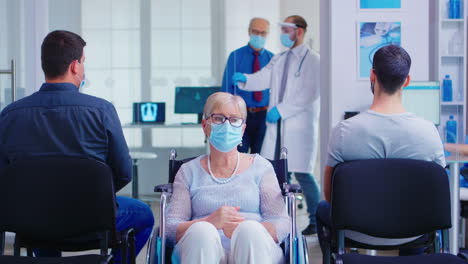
[
  {"x1": 168, "y1": 150, "x2": 288, "y2": 187},
  {"x1": 331, "y1": 158, "x2": 451, "y2": 238},
  {"x1": 169, "y1": 157, "x2": 196, "y2": 184},
  {"x1": 267, "y1": 158, "x2": 288, "y2": 187},
  {"x1": 0, "y1": 157, "x2": 116, "y2": 242}
]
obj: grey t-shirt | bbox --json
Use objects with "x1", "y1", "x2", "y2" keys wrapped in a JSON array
[
  {"x1": 327, "y1": 110, "x2": 445, "y2": 168},
  {"x1": 327, "y1": 110, "x2": 446, "y2": 245}
]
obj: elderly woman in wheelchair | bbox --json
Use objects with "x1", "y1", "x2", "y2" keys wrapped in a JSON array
[{"x1": 166, "y1": 92, "x2": 290, "y2": 264}]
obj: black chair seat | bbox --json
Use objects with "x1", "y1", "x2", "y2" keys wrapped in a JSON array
[
  {"x1": 340, "y1": 253, "x2": 465, "y2": 264},
  {"x1": 16, "y1": 231, "x2": 123, "y2": 252},
  {"x1": 0, "y1": 255, "x2": 111, "y2": 264},
  {"x1": 343, "y1": 233, "x2": 432, "y2": 251}
]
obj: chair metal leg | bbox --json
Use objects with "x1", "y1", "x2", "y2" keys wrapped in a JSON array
[
  {"x1": 26, "y1": 248, "x2": 33, "y2": 257},
  {"x1": 286, "y1": 192, "x2": 296, "y2": 264},
  {"x1": 145, "y1": 228, "x2": 156, "y2": 264},
  {"x1": 128, "y1": 231, "x2": 136, "y2": 264},
  {"x1": 13, "y1": 245, "x2": 20, "y2": 256},
  {"x1": 120, "y1": 230, "x2": 129, "y2": 264},
  {"x1": 101, "y1": 231, "x2": 110, "y2": 256},
  {"x1": 302, "y1": 235, "x2": 309, "y2": 264},
  {"x1": 337, "y1": 231, "x2": 345, "y2": 255},
  {"x1": 13, "y1": 236, "x2": 20, "y2": 257},
  {"x1": 160, "y1": 192, "x2": 168, "y2": 264},
  {"x1": 104, "y1": 255, "x2": 113, "y2": 264},
  {"x1": 333, "y1": 253, "x2": 343, "y2": 264},
  {"x1": 442, "y1": 229, "x2": 450, "y2": 253},
  {"x1": 323, "y1": 243, "x2": 331, "y2": 264},
  {"x1": 0, "y1": 232, "x2": 4, "y2": 256}
]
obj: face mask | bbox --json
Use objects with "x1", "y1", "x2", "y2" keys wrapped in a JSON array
[
  {"x1": 249, "y1": 35, "x2": 266, "y2": 49},
  {"x1": 281, "y1": 33, "x2": 295, "y2": 48},
  {"x1": 209, "y1": 122, "x2": 242, "y2": 152},
  {"x1": 79, "y1": 73, "x2": 86, "y2": 90}
]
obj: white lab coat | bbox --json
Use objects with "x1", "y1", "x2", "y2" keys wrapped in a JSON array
[{"x1": 238, "y1": 44, "x2": 320, "y2": 174}]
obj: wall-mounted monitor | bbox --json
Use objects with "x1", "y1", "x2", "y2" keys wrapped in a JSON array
[
  {"x1": 174, "y1": 86, "x2": 220, "y2": 123},
  {"x1": 402, "y1": 81, "x2": 440, "y2": 125},
  {"x1": 133, "y1": 102, "x2": 166, "y2": 124}
]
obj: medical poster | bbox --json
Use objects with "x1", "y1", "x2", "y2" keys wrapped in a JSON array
[
  {"x1": 358, "y1": 22, "x2": 401, "y2": 79},
  {"x1": 360, "y1": 0, "x2": 401, "y2": 9}
]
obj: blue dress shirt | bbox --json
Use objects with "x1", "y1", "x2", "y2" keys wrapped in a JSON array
[
  {"x1": 0, "y1": 82, "x2": 132, "y2": 191},
  {"x1": 221, "y1": 44, "x2": 273, "y2": 107}
]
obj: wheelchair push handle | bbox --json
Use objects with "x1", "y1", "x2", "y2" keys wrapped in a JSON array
[
  {"x1": 170, "y1": 149, "x2": 177, "y2": 160},
  {"x1": 280, "y1": 147, "x2": 288, "y2": 160}
]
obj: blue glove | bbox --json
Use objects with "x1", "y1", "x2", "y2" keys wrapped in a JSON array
[
  {"x1": 266, "y1": 107, "x2": 281, "y2": 123},
  {"x1": 232, "y1": 72, "x2": 247, "y2": 86}
]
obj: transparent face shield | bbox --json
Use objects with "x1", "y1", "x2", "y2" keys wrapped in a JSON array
[{"x1": 279, "y1": 22, "x2": 298, "y2": 48}]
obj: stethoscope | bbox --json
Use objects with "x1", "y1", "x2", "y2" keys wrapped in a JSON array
[{"x1": 280, "y1": 49, "x2": 309, "y2": 77}]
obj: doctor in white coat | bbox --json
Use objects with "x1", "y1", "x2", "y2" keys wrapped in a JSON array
[{"x1": 233, "y1": 15, "x2": 320, "y2": 235}]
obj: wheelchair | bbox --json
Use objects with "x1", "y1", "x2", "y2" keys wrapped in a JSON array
[{"x1": 146, "y1": 148, "x2": 309, "y2": 264}]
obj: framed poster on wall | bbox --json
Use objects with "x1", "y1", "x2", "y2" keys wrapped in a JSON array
[
  {"x1": 360, "y1": 0, "x2": 401, "y2": 9},
  {"x1": 358, "y1": 21, "x2": 401, "y2": 79}
]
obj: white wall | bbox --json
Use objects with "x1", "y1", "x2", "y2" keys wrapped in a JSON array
[
  {"x1": 24, "y1": 0, "x2": 49, "y2": 96},
  {"x1": 328, "y1": 0, "x2": 430, "y2": 127}
]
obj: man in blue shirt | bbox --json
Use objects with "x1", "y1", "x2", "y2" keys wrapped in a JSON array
[
  {"x1": 221, "y1": 17, "x2": 274, "y2": 153},
  {"x1": 0, "y1": 30, "x2": 154, "y2": 263}
]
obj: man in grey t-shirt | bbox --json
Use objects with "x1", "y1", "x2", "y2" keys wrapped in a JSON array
[
  {"x1": 316, "y1": 45, "x2": 445, "y2": 259},
  {"x1": 327, "y1": 110, "x2": 445, "y2": 169}
]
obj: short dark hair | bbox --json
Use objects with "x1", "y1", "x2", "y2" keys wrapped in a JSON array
[
  {"x1": 372, "y1": 45, "x2": 411, "y2": 95},
  {"x1": 41, "y1": 30, "x2": 86, "y2": 79},
  {"x1": 286, "y1": 15, "x2": 307, "y2": 32}
]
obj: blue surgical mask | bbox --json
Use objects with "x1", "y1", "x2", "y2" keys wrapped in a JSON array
[
  {"x1": 79, "y1": 73, "x2": 86, "y2": 90},
  {"x1": 249, "y1": 35, "x2": 266, "y2": 49},
  {"x1": 280, "y1": 33, "x2": 295, "y2": 48},
  {"x1": 209, "y1": 122, "x2": 242, "y2": 152}
]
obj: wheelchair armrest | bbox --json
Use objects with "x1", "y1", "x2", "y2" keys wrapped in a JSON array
[
  {"x1": 154, "y1": 184, "x2": 173, "y2": 193},
  {"x1": 282, "y1": 183, "x2": 302, "y2": 194}
]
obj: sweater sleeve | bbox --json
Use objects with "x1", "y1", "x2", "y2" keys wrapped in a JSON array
[
  {"x1": 259, "y1": 162, "x2": 291, "y2": 243},
  {"x1": 165, "y1": 166, "x2": 192, "y2": 245}
]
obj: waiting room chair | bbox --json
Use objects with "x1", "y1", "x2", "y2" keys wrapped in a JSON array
[
  {"x1": 146, "y1": 148, "x2": 309, "y2": 264},
  {"x1": 324, "y1": 159, "x2": 456, "y2": 264},
  {"x1": 335, "y1": 252, "x2": 466, "y2": 264},
  {"x1": 0, "y1": 157, "x2": 136, "y2": 264},
  {"x1": 457, "y1": 167, "x2": 468, "y2": 260}
]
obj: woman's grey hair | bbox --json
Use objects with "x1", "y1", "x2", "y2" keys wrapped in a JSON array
[{"x1": 203, "y1": 92, "x2": 247, "y2": 120}]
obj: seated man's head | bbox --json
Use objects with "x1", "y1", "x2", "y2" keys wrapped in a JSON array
[
  {"x1": 370, "y1": 44, "x2": 411, "y2": 96},
  {"x1": 41, "y1": 30, "x2": 87, "y2": 88},
  {"x1": 202, "y1": 92, "x2": 247, "y2": 153}
]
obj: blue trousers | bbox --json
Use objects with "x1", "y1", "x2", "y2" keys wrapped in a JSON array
[
  {"x1": 34, "y1": 196, "x2": 154, "y2": 264},
  {"x1": 289, "y1": 172, "x2": 320, "y2": 225},
  {"x1": 238, "y1": 110, "x2": 267, "y2": 154}
]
